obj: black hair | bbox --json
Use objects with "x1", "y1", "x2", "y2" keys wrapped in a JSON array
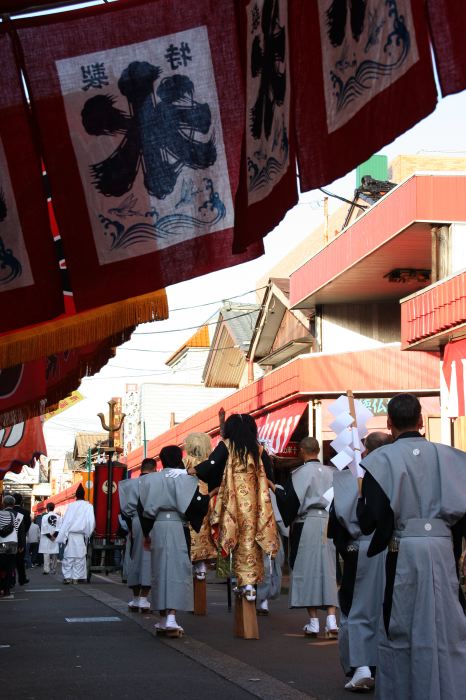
[
  {"x1": 13, "y1": 493, "x2": 23, "y2": 506},
  {"x1": 76, "y1": 484, "x2": 85, "y2": 500},
  {"x1": 387, "y1": 393, "x2": 422, "y2": 430},
  {"x1": 160, "y1": 445, "x2": 183, "y2": 468},
  {"x1": 223, "y1": 414, "x2": 260, "y2": 466},
  {"x1": 240, "y1": 414, "x2": 258, "y2": 439},
  {"x1": 46, "y1": 502, "x2": 55, "y2": 512},
  {"x1": 364, "y1": 432, "x2": 393, "y2": 453},
  {"x1": 141, "y1": 457, "x2": 157, "y2": 473}
]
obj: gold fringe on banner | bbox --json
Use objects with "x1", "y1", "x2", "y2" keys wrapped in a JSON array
[
  {"x1": 0, "y1": 289, "x2": 168, "y2": 369},
  {"x1": 0, "y1": 327, "x2": 135, "y2": 428}
]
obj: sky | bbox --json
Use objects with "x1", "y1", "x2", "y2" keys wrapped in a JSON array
[{"x1": 43, "y1": 85, "x2": 466, "y2": 463}]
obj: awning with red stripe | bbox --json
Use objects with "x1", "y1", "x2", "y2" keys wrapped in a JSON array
[
  {"x1": 255, "y1": 401, "x2": 308, "y2": 456},
  {"x1": 442, "y1": 339, "x2": 466, "y2": 417}
]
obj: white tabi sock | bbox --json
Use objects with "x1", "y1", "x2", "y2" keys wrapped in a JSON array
[
  {"x1": 259, "y1": 599, "x2": 269, "y2": 611},
  {"x1": 325, "y1": 614, "x2": 338, "y2": 631},
  {"x1": 309, "y1": 617, "x2": 319, "y2": 633},
  {"x1": 166, "y1": 613, "x2": 177, "y2": 628},
  {"x1": 352, "y1": 666, "x2": 371, "y2": 681}
]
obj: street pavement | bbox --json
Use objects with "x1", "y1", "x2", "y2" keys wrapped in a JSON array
[{"x1": 0, "y1": 566, "x2": 352, "y2": 700}]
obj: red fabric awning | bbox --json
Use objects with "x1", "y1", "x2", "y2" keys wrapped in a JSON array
[{"x1": 255, "y1": 401, "x2": 307, "y2": 456}]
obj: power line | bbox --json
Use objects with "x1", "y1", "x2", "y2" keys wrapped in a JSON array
[
  {"x1": 167, "y1": 285, "x2": 267, "y2": 313},
  {"x1": 112, "y1": 343, "x2": 243, "y2": 358},
  {"x1": 132, "y1": 309, "x2": 260, "y2": 336}
]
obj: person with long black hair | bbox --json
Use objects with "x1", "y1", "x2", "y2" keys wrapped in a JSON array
[{"x1": 195, "y1": 412, "x2": 279, "y2": 601}]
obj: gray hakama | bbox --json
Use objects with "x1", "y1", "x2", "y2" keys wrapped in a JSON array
[
  {"x1": 118, "y1": 477, "x2": 152, "y2": 588},
  {"x1": 276, "y1": 460, "x2": 338, "y2": 608},
  {"x1": 333, "y1": 470, "x2": 385, "y2": 675},
  {"x1": 257, "y1": 491, "x2": 287, "y2": 603},
  {"x1": 138, "y1": 470, "x2": 199, "y2": 612},
  {"x1": 362, "y1": 437, "x2": 466, "y2": 700}
]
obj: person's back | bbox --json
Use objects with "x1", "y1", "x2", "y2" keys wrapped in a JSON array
[
  {"x1": 139, "y1": 445, "x2": 209, "y2": 635},
  {"x1": 360, "y1": 393, "x2": 466, "y2": 700},
  {"x1": 0, "y1": 496, "x2": 20, "y2": 598},
  {"x1": 118, "y1": 458, "x2": 157, "y2": 612},
  {"x1": 57, "y1": 485, "x2": 95, "y2": 584},
  {"x1": 292, "y1": 459, "x2": 334, "y2": 515},
  {"x1": 27, "y1": 522, "x2": 40, "y2": 543},
  {"x1": 274, "y1": 436, "x2": 338, "y2": 638}
]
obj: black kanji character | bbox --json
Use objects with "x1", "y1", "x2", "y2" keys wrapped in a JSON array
[
  {"x1": 326, "y1": 0, "x2": 368, "y2": 48},
  {"x1": 165, "y1": 42, "x2": 192, "y2": 70},
  {"x1": 81, "y1": 61, "x2": 216, "y2": 199},
  {"x1": 81, "y1": 62, "x2": 110, "y2": 91},
  {"x1": 250, "y1": 0, "x2": 286, "y2": 141},
  {"x1": 251, "y1": 3, "x2": 261, "y2": 33}
]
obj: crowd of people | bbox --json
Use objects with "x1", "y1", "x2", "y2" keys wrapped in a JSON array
[
  {"x1": 0, "y1": 483, "x2": 95, "y2": 597},
  {"x1": 118, "y1": 394, "x2": 466, "y2": 698},
  {"x1": 2, "y1": 393, "x2": 466, "y2": 698}
]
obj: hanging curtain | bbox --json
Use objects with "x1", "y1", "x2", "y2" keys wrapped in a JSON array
[
  {"x1": 233, "y1": 0, "x2": 298, "y2": 253},
  {"x1": 0, "y1": 28, "x2": 64, "y2": 334},
  {"x1": 289, "y1": 0, "x2": 438, "y2": 192},
  {"x1": 15, "y1": 0, "x2": 263, "y2": 313}
]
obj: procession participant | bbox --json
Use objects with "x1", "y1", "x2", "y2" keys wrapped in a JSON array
[
  {"x1": 329, "y1": 431, "x2": 392, "y2": 692},
  {"x1": 39, "y1": 503, "x2": 61, "y2": 576},
  {"x1": 57, "y1": 484, "x2": 95, "y2": 584},
  {"x1": 195, "y1": 413, "x2": 279, "y2": 602},
  {"x1": 256, "y1": 488, "x2": 288, "y2": 616},
  {"x1": 139, "y1": 445, "x2": 209, "y2": 635},
  {"x1": 272, "y1": 437, "x2": 338, "y2": 637},
  {"x1": 118, "y1": 457, "x2": 156, "y2": 611},
  {"x1": 183, "y1": 433, "x2": 217, "y2": 581},
  {"x1": 195, "y1": 410, "x2": 275, "y2": 491},
  {"x1": 358, "y1": 393, "x2": 466, "y2": 700},
  {"x1": 116, "y1": 513, "x2": 131, "y2": 583}
]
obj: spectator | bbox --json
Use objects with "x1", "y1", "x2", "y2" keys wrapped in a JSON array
[
  {"x1": 13, "y1": 493, "x2": 31, "y2": 585},
  {"x1": 0, "y1": 495, "x2": 22, "y2": 599},
  {"x1": 26, "y1": 520, "x2": 41, "y2": 568}
]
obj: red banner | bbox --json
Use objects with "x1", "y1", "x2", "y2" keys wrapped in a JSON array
[
  {"x1": 426, "y1": 0, "x2": 466, "y2": 97},
  {"x1": 0, "y1": 360, "x2": 45, "y2": 425},
  {"x1": 0, "y1": 417, "x2": 46, "y2": 480},
  {"x1": 16, "y1": 0, "x2": 263, "y2": 313},
  {"x1": 93, "y1": 462, "x2": 127, "y2": 537},
  {"x1": 443, "y1": 339, "x2": 466, "y2": 418},
  {"x1": 289, "y1": 0, "x2": 437, "y2": 192},
  {"x1": 0, "y1": 333, "x2": 127, "y2": 428},
  {"x1": 233, "y1": 0, "x2": 298, "y2": 253},
  {"x1": 0, "y1": 29, "x2": 64, "y2": 334}
]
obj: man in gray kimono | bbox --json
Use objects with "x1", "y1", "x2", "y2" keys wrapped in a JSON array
[
  {"x1": 329, "y1": 432, "x2": 391, "y2": 692},
  {"x1": 118, "y1": 457, "x2": 157, "y2": 612},
  {"x1": 358, "y1": 393, "x2": 466, "y2": 700},
  {"x1": 273, "y1": 437, "x2": 338, "y2": 637},
  {"x1": 138, "y1": 445, "x2": 209, "y2": 635}
]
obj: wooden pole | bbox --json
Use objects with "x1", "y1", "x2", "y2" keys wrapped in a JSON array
[{"x1": 347, "y1": 389, "x2": 363, "y2": 492}]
